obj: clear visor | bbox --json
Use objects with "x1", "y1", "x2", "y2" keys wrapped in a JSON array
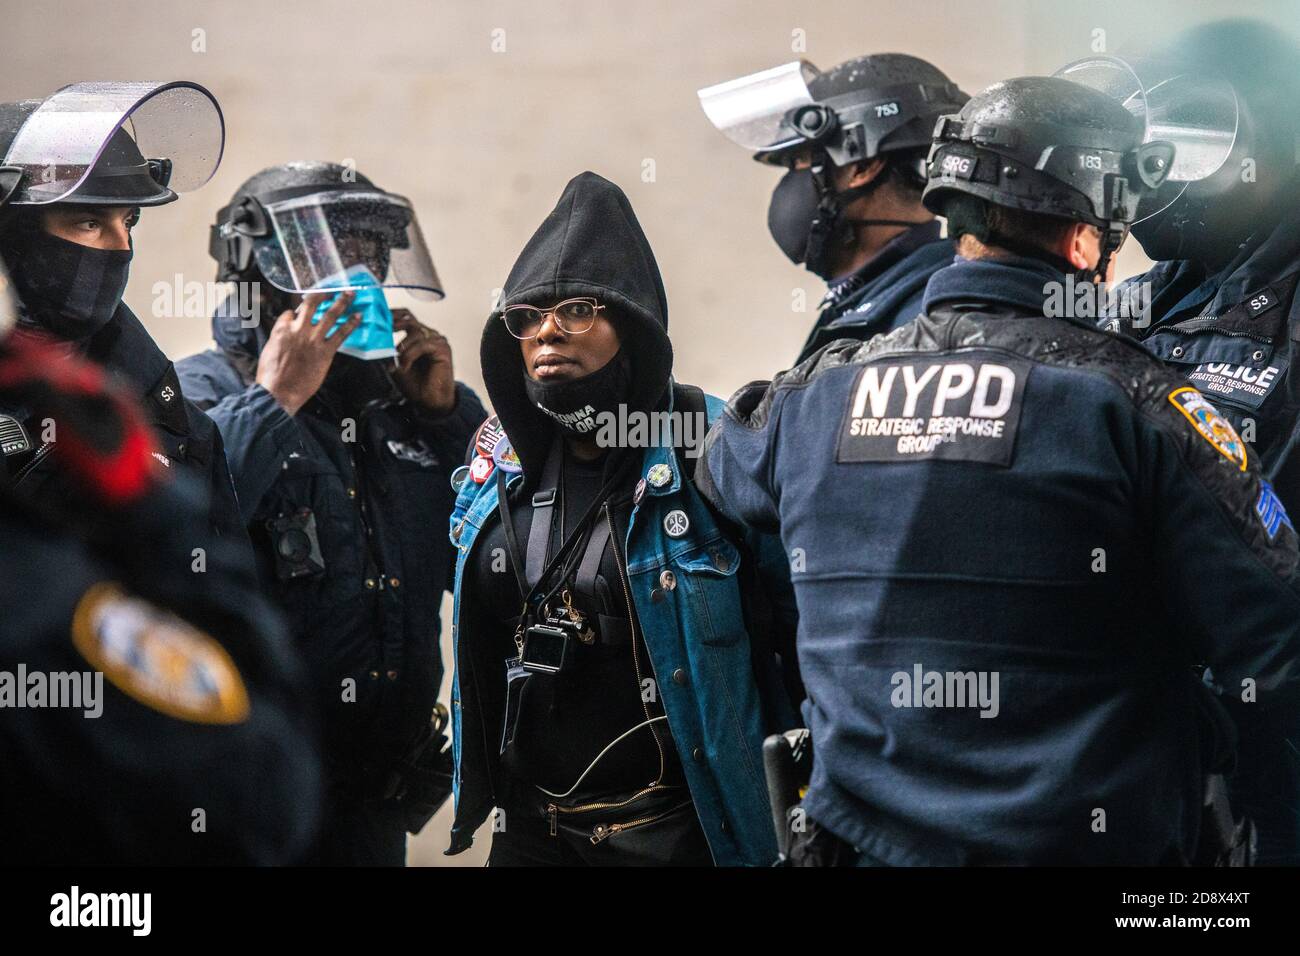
[
  {"x1": 252, "y1": 190, "x2": 443, "y2": 300},
  {"x1": 2, "y1": 81, "x2": 224, "y2": 204},
  {"x1": 698, "y1": 60, "x2": 821, "y2": 152},
  {"x1": 1055, "y1": 56, "x2": 1239, "y2": 183}
]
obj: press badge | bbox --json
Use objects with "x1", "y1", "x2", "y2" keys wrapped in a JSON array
[{"x1": 836, "y1": 358, "x2": 1029, "y2": 466}]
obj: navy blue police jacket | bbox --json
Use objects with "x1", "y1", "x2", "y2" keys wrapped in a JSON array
[
  {"x1": 1112, "y1": 205, "x2": 1300, "y2": 509},
  {"x1": 0, "y1": 332, "x2": 321, "y2": 865},
  {"x1": 1112, "y1": 203, "x2": 1300, "y2": 863},
  {"x1": 176, "y1": 304, "x2": 485, "y2": 787},
  {"x1": 794, "y1": 221, "x2": 955, "y2": 364},
  {"x1": 697, "y1": 252, "x2": 1300, "y2": 865},
  {"x1": 0, "y1": 305, "x2": 247, "y2": 549}
]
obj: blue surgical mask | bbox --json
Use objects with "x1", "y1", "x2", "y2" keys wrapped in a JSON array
[{"x1": 311, "y1": 263, "x2": 397, "y2": 360}]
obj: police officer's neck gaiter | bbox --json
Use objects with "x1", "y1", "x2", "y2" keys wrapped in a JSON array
[
  {"x1": 5, "y1": 231, "x2": 132, "y2": 342},
  {"x1": 523, "y1": 349, "x2": 632, "y2": 436}
]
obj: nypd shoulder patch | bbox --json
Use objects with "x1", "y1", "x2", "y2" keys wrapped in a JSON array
[
  {"x1": 71, "y1": 583, "x2": 250, "y2": 725},
  {"x1": 1167, "y1": 386, "x2": 1247, "y2": 471}
]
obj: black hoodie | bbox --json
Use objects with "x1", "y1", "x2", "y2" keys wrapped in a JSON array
[{"x1": 480, "y1": 171, "x2": 673, "y2": 482}]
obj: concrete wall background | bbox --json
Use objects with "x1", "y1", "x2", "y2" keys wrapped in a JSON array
[{"x1": 4, "y1": 0, "x2": 1296, "y2": 865}]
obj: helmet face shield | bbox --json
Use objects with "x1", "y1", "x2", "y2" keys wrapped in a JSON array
[
  {"x1": 698, "y1": 61, "x2": 821, "y2": 159},
  {"x1": 1, "y1": 81, "x2": 224, "y2": 205},
  {"x1": 1054, "y1": 56, "x2": 1239, "y2": 221},
  {"x1": 250, "y1": 190, "x2": 443, "y2": 300}
]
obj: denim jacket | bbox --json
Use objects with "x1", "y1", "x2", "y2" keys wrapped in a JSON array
[{"x1": 445, "y1": 393, "x2": 788, "y2": 866}]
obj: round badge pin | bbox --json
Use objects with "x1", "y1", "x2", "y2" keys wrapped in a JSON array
[
  {"x1": 663, "y1": 509, "x2": 690, "y2": 538},
  {"x1": 633, "y1": 478, "x2": 647, "y2": 505},
  {"x1": 647, "y1": 463, "x2": 673, "y2": 488},
  {"x1": 450, "y1": 464, "x2": 471, "y2": 493},
  {"x1": 492, "y1": 437, "x2": 523, "y2": 474},
  {"x1": 469, "y1": 455, "x2": 494, "y2": 484},
  {"x1": 474, "y1": 417, "x2": 506, "y2": 459}
]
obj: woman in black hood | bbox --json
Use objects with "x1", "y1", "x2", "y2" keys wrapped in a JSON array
[{"x1": 447, "y1": 172, "x2": 793, "y2": 867}]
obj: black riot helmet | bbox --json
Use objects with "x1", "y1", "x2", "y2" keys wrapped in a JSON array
[
  {"x1": 1056, "y1": 19, "x2": 1300, "y2": 265},
  {"x1": 0, "y1": 82, "x2": 223, "y2": 341},
  {"x1": 922, "y1": 75, "x2": 1176, "y2": 280},
  {"x1": 700, "y1": 53, "x2": 968, "y2": 170},
  {"x1": 0, "y1": 81, "x2": 224, "y2": 210},
  {"x1": 700, "y1": 54, "x2": 968, "y2": 278},
  {"x1": 210, "y1": 161, "x2": 443, "y2": 300}
]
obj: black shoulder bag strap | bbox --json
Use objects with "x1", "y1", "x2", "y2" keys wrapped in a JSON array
[
  {"x1": 524, "y1": 436, "x2": 564, "y2": 590},
  {"x1": 496, "y1": 436, "x2": 623, "y2": 615}
]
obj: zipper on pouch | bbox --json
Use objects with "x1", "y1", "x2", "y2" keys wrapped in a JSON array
[{"x1": 589, "y1": 799, "x2": 694, "y2": 845}]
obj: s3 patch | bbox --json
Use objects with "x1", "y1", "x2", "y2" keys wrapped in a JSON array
[
  {"x1": 71, "y1": 583, "x2": 250, "y2": 724},
  {"x1": 1168, "y1": 386, "x2": 1248, "y2": 471},
  {"x1": 836, "y1": 358, "x2": 1029, "y2": 466}
]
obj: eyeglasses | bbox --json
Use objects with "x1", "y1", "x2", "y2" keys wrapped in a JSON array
[{"x1": 501, "y1": 297, "x2": 605, "y2": 340}]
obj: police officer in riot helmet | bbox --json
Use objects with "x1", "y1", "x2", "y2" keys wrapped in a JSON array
[
  {"x1": 0, "y1": 247, "x2": 321, "y2": 864},
  {"x1": 1060, "y1": 18, "x2": 1300, "y2": 865},
  {"x1": 698, "y1": 75, "x2": 1300, "y2": 865},
  {"x1": 181, "y1": 161, "x2": 486, "y2": 865},
  {"x1": 699, "y1": 54, "x2": 967, "y2": 363},
  {"x1": 1058, "y1": 20, "x2": 1300, "y2": 502},
  {"x1": 0, "y1": 82, "x2": 244, "y2": 542}
]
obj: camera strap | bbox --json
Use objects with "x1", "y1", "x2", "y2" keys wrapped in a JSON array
[{"x1": 495, "y1": 437, "x2": 622, "y2": 617}]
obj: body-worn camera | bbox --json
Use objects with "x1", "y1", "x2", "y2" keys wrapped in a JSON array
[
  {"x1": 520, "y1": 613, "x2": 584, "y2": 674},
  {"x1": 266, "y1": 507, "x2": 326, "y2": 580}
]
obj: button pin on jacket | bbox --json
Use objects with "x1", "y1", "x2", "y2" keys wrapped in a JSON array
[
  {"x1": 450, "y1": 464, "x2": 470, "y2": 492},
  {"x1": 633, "y1": 478, "x2": 647, "y2": 505},
  {"x1": 647, "y1": 463, "x2": 673, "y2": 488},
  {"x1": 663, "y1": 510, "x2": 689, "y2": 538},
  {"x1": 659, "y1": 569, "x2": 677, "y2": 590}
]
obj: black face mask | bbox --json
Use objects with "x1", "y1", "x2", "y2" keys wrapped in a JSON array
[
  {"x1": 1131, "y1": 187, "x2": 1273, "y2": 269},
  {"x1": 523, "y1": 349, "x2": 632, "y2": 437},
  {"x1": 322, "y1": 352, "x2": 394, "y2": 415},
  {"x1": 767, "y1": 166, "x2": 922, "y2": 281},
  {"x1": 5, "y1": 230, "x2": 132, "y2": 341}
]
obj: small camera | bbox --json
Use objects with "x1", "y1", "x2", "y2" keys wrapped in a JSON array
[
  {"x1": 520, "y1": 614, "x2": 583, "y2": 675},
  {"x1": 266, "y1": 507, "x2": 326, "y2": 580}
]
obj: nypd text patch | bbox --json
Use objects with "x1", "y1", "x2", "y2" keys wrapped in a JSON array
[
  {"x1": 1185, "y1": 362, "x2": 1284, "y2": 410},
  {"x1": 836, "y1": 358, "x2": 1029, "y2": 466}
]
